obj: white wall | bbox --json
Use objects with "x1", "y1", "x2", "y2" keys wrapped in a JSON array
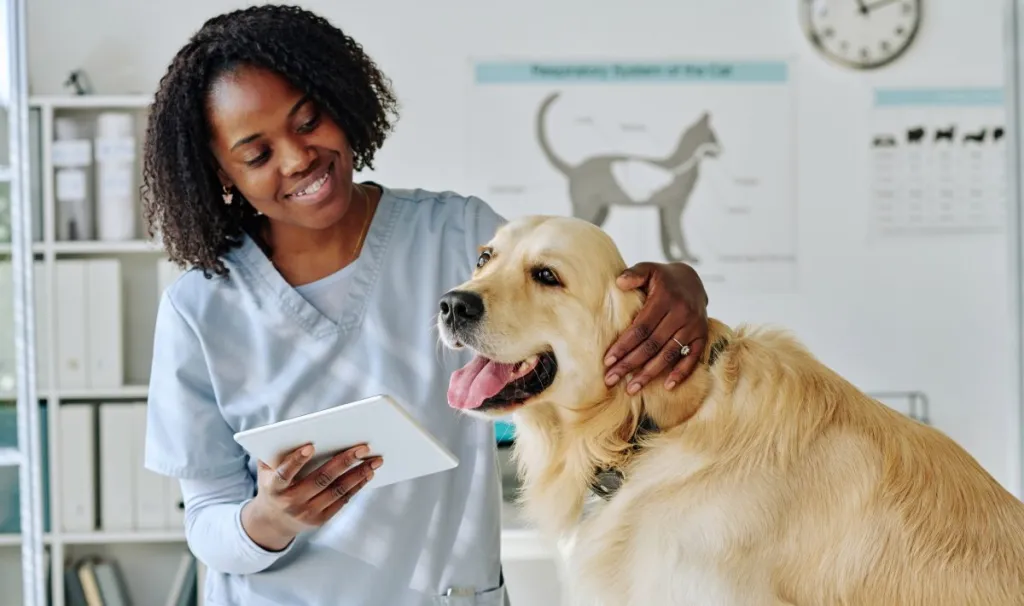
[{"x1": 24, "y1": 0, "x2": 1018, "y2": 497}]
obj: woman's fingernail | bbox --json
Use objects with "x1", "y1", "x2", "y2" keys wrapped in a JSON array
[
  {"x1": 627, "y1": 382, "x2": 641, "y2": 395},
  {"x1": 605, "y1": 373, "x2": 620, "y2": 386},
  {"x1": 371, "y1": 458, "x2": 383, "y2": 469},
  {"x1": 604, "y1": 355, "x2": 617, "y2": 366},
  {"x1": 301, "y1": 445, "x2": 313, "y2": 457},
  {"x1": 665, "y1": 380, "x2": 677, "y2": 390},
  {"x1": 355, "y1": 446, "x2": 370, "y2": 458}
]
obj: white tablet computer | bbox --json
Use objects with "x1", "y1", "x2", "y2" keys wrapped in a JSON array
[{"x1": 232, "y1": 394, "x2": 459, "y2": 489}]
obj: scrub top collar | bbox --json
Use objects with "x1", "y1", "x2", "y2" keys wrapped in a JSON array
[{"x1": 226, "y1": 182, "x2": 400, "y2": 341}]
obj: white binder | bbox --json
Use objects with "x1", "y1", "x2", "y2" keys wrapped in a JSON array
[
  {"x1": 99, "y1": 402, "x2": 135, "y2": 531},
  {"x1": 59, "y1": 403, "x2": 96, "y2": 532},
  {"x1": 54, "y1": 260, "x2": 88, "y2": 389},
  {"x1": 85, "y1": 260, "x2": 123, "y2": 388}
]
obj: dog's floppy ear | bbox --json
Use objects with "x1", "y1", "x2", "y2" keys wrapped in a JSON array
[{"x1": 603, "y1": 280, "x2": 644, "y2": 339}]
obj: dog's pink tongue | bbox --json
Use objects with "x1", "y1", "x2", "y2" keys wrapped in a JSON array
[{"x1": 448, "y1": 355, "x2": 516, "y2": 410}]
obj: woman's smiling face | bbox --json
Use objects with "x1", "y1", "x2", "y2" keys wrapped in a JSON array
[{"x1": 205, "y1": 64, "x2": 356, "y2": 231}]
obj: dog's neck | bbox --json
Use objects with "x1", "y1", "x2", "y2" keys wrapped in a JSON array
[
  {"x1": 635, "y1": 326, "x2": 732, "y2": 432},
  {"x1": 511, "y1": 320, "x2": 734, "y2": 536}
]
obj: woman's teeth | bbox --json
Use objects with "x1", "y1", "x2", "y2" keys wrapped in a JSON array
[{"x1": 296, "y1": 171, "x2": 329, "y2": 196}]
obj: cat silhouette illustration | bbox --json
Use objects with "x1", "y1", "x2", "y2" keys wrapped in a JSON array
[{"x1": 535, "y1": 91, "x2": 721, "y2": 263}]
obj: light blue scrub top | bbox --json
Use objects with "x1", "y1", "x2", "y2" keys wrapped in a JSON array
[{"x1": 144, "y1": 186, "x2": 508, "y2": 606}]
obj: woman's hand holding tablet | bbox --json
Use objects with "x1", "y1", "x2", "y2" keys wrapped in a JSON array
[
  {"x1": 232, "y1": 394, "x2": 461, "y2": 495},
  {"x1": 240, "y1": 443, "x2": 383, "y2": 551}
]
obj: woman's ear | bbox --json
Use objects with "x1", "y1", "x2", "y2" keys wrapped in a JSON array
[{"x1": 216, "y1": 167, "x2": 233, "y2": 191}]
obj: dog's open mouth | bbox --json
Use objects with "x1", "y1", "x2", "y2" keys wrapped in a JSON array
[{"x1": 447, "y1": 350, "x2": 558, "y2": 413}]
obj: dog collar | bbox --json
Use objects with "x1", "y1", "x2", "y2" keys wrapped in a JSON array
[
  {"x1": 588, "y1": 413, "x2": 659, "y2": 499},
  {"x1": 587, "y1": 336, "x2": 730, "y2": 501}
]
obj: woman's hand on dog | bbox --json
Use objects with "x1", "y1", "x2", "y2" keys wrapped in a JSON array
[
  {"x1": 241, "y1": 443, "x2": 382, "y2": 551},
  {"x1": 603, "y1": 261, "x2": 709, "y2": 394}
]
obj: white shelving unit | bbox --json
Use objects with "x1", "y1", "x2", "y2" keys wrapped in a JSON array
[
  {"x1": 0, "y1": 93, "x2": 196, "y2": 606},
  {"x1": 0, "y1": 94, "x2": 557, "y2": 606}
]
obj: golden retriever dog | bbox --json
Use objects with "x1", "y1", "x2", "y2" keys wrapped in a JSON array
[{"x1": 436, "y1": 214, "x2": 1024, "y2": 606}]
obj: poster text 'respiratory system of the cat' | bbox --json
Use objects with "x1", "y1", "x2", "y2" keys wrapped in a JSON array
[{"x1": 466, "y1": 60, "x2": 798, "y2": 292}]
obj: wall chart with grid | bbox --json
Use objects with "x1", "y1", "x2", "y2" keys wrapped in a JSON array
[{"x1": 868, "y1": 87, "x2": 1006, "y2": 237}]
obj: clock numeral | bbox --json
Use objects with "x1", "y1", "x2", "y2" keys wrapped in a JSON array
[
  {"x1": 902, "y1": 2, "x2": 913, "y2": 14},
  {"x1": 860, "y1": 47, "x2": 870, "y2": 60},
  {"x1": 880, "y1": 40, "x2": 891, "y2": 52},
  {"x1": 823, "y1": 26, "x2": 835, "y2": 38},
  {"x1": 896, "y1": 26, "x2": 905, "y2": 36}
]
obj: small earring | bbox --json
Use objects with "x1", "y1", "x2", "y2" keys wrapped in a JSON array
[{"x1": 222, "y1": 185, "x2": 234, "y2": 205}]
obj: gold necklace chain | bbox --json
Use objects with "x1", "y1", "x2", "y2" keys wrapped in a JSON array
[{"x1": 349, "y1": 184, "x2": 374, "y2": 260}]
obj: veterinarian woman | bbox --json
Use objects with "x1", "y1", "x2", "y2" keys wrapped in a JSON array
[{"x1": 141, "y1": 5, "x2": 709, "y2": 605}]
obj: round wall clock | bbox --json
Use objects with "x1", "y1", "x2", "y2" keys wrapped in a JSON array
[{"x1": 799, "y1": 0, "x2": 922, "y2": 70}]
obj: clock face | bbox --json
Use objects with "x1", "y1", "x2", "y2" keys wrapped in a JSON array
[{"x1": 800, "y1": 0, "x2": 922, "y2": 69}]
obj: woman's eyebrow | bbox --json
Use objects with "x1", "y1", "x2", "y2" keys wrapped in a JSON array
[{"x1": 230, "y1": 95, "x2": 313, "y2": 150}]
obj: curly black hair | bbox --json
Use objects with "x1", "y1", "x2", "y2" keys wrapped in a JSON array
[{"x1": 141, "y1": 4, "x2": 399, "y2": 277}]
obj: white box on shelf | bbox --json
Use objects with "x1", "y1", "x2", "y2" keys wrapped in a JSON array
[
  {"x1": 85, "y1": 259, "x2": 124, "y2": 388},
  {"x1": 131, "y1": 402, "x2": 170, "y2": 530},
  {"x1": 95, "y1": 113, "x2": 138, "y2": 241},
  {"x1": 59, "y1": 402, "x2": 97, "y2": 532},
  {"x1": 55, "y1": 259, "x2": 89, "y2": 389},
  {"x1": 52, "y1": 121, "x2": 95, "y2": 241},
  {"x1": 50, "y1": 139, "x2": 92, "y2": 168},
  {"x1": 99, "y1": 402, "x2": 136, "y2": 531}
]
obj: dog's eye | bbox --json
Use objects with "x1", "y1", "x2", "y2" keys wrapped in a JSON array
[
  {"x1": 476, "y1": 250, "x2": 491, "y2": 268},
  {"x1": 532, "y1": 267, "x2": 561, "y2": 287}
]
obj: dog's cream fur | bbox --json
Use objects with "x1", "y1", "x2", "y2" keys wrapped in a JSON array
[{"x1": 439, "y1": 215, "x2": 1024, "y2": 605}]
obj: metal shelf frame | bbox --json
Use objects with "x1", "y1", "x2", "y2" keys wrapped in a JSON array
[{"x1": 4, "y1": 0, "x2": 47, "y2": 603}]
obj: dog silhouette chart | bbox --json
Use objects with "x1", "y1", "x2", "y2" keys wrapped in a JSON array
[
  {"x1": 535, "y1": 91, "x2": 722, "y2": 264},
  {"x1": 872, "y1": 134, "x2": 897, "y2": 147},
  {"x1": 934, "y1": 125, "x2": 956, "y2": 142},
  {"x1": 963, "y1": 128, "x2": 987, "y2": 143},
  {"x1": 870, "y1": 124, "x2": 1006, "y2": 147}
]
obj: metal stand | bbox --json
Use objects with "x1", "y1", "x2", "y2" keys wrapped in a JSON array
[
  {"x1": 3, "y1": 0, "x2": 46, "y2": 602},
  {"x1": 1006, "y1": 0, "x2": 1024, "y2": 499}
]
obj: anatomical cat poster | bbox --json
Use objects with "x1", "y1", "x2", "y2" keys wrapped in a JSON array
[{"x1": 465, "y1": 59, "x2": 798, "y2": 293}]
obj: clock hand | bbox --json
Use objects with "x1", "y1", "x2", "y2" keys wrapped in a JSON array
[{"x1": 862, "y1": 0, "x2": 902, "y2": 13}]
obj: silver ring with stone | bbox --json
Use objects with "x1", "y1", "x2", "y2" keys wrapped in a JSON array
[{"x1": 672, "y1": 337, "x2": 690, "y2": 357}]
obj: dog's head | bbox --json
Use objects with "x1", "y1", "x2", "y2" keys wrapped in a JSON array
[{"x1": 437, "y1": 215, "x2": 643, "y2": 418}]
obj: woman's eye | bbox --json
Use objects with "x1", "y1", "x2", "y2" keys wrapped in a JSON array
[
  {"x1": 532, "y1": 267, "x2": 560, "y2": 287},
  {"x1": 244, "y1": 151, "x2": 269, "y2": 167},
  {"x1": 297, "y1": 113, "x2": 321, "y2": 134}
]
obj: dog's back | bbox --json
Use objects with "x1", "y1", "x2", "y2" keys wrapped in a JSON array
[
  {"x1": 779, "y1": 377, "x2": 1024, "y2": 604},
  {"x1": 661, "y1": 323, "x2": 1024, "y2": 604},
  {"x1": 564, "y1": 321, "x2": 1024, "y2": 605}
]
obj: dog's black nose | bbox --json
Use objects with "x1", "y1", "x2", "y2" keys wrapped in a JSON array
[{"x1": 440, "y1": 290, "x2": 484, "y2": 324}]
